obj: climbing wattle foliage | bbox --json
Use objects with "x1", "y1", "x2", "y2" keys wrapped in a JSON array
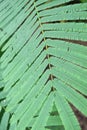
[{"x1": 0, "y1": 0, "x2": 87, "y2": 130}]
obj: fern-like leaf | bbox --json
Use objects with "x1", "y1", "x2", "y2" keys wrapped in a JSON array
[{"x1": 0, "y1": 0, "x2": 87, "y2": 130}]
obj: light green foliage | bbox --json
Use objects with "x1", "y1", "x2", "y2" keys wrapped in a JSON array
[{"x1": 0, "y1": 0, "x2": 87, "y2": 130}]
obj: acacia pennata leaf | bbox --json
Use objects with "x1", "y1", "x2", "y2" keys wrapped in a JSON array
[{"x1": 0, "y1": 0, "x2": 87, "y2": 130}]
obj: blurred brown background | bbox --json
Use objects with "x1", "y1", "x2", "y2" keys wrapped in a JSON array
[{"x1": 72, "y1": 105, "x2": 87, "y2": 130}]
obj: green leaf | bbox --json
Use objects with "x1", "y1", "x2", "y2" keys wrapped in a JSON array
[
  {"x1": 0, "y1": 0, "x2": 87, "y2": 130},
  {"x1": 55, "y1": 92, "x2": 81, "y2": 130}
]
